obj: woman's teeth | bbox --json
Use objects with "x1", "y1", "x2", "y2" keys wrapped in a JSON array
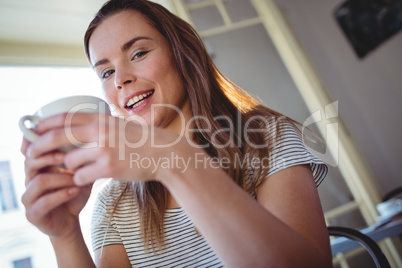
[{"x1": 126, "y1": 90, "x2": 154, "y2": 108}]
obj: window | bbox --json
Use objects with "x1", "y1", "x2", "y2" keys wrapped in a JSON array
[
  {"x1": 0, "y1": 161, "x2": 18, "y2": 212},
  {"x1": 13, "y1": 257, "x2": 33, "y2": 268}
]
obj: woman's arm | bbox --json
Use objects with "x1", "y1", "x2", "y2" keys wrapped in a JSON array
[
  {"x1": 161, "y1": 148, "x2": 332, "y2": 268},
  {"x1": 21, "y1": 137, "x2": 96, "y2": 268},
  {"x1": 256, "y1": 164, "x2": 332, "y2": 267},
  {"x1": 94, "y1": 245, "x2": 131, "y2": 268},
  {"x1": 50, "y1": 221, "x2": 96, "y2": 268}
]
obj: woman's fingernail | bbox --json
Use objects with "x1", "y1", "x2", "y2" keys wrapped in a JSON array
[
  {"x1": 55, "y1": 153, "x2": 64, "y2": 162},
  {"x1": 26, "y1": 145, "x2": 32, "y2": 157},
  {"x1": 73, "y1": 175, "x2": 82, "y2": 186},
  {"x1": 68, "y1": 187, "x2": 79, "y2": 195}
]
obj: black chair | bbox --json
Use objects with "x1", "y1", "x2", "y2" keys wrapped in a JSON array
[
  {"x1": 328, "y1": 226, "x2": 391, "y2": 268},
  {"x1": 382, "y1": 186, "x2": 402, "y2": 202}
]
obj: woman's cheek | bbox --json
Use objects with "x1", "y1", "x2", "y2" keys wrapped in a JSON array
[{"x1": 103, "y1": 85, "x2": 117, "y2": 105}]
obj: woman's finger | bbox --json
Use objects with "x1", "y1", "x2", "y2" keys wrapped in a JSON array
[
  {"x1": 20, "y1": 137, "x2": 31, "y2": 156},
  {"x1": 24, "y1": 152, "x2": 65, "y2": 184},
  {"x1": 64, "y1": 147, "x2": 100, "y2": 171},
  {"x1": 73, "y1": 161, "x2": 111, "y2": 186},
  {"x1": 25, "y1": 186, "x2": 80, "y2": 225},
  {"x1": 22, "y1": 173, "x2": 77, "y2": 207},
  {"x1": 29, "y1": 118, "x2": 107, "y2": 158}
]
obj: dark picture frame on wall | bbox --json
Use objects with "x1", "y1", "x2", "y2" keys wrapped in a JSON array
[{"x1": 334, "y1": 0, "x2": 402, "y2": 58}]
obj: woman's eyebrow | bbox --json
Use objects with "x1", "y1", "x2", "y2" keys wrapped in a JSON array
[
  {"x1": 121, "y1": 36, "x2": 152, "y2": 51},
  {"x1": 93, "y1": 36, "x2": 152, "y2": 68},
  {"x1": 93, "y1": 59, "x2": 109, "y2": 69}
]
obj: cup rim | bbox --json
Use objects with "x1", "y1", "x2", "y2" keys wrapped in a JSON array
[{"x1": 34, "y1": 95, "x2": 110, "y2": 116}]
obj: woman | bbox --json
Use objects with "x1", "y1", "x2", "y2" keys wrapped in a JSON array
[{"x1": 21, "y1": 0, "x2": 332, "y2": 267}]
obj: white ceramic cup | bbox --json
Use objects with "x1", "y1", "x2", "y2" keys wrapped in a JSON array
[{"x1": 19, "y1": 95, "x2": 111, "y2": 145}]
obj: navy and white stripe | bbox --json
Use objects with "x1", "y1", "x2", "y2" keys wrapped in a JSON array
[
  {"x1": 263, "y1": 119, "x2": 327, "y2": 186},
  {"x1": 91, "y1": 120, "x2": 327, "y2": 267}
]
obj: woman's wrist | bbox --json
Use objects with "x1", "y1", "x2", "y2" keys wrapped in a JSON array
[
  {"x1": 50, "y1": 219, "x2": 95, "y2": 268},
  {"x1": 156, "y1": 141, "x2": 208, "y2": 187},
  {"x1": 49, "y1": 218, "x2": 82, "y2": 246}
]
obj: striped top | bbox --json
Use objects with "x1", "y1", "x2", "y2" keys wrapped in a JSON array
[{"x1": 91, "y1": 119, "x2": 327, "y2": 267}]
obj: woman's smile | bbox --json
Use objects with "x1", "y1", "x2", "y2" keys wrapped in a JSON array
[{"x1": 124, "y1": 89, "x2": 154, "y2": 112}]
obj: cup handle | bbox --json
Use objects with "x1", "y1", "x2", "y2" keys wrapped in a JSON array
[{"x1": 19, "y1": 115, "x2": 40, "y2": 142}]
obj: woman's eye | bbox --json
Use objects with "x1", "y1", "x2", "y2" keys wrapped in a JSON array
[
  {"x1": 133, "y1": 51, "x2": 149, "y2": 60},
  {"x1": 101, "y1": 69, "x2": 115, "y2": 79}
]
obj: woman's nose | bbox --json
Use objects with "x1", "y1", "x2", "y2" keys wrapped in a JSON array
[{"x1": 114, "y1": 68, "x2": 135, "y2": 90}]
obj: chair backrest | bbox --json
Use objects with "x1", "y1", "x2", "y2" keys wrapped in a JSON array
[
  {"x1": 328, "y1": 226, "x2": 391, "y2": 268},
  {"x1": 382, "y1": 186, "x2": 402, "y2": 202}
]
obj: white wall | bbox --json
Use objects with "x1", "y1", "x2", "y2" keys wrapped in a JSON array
[{"x1": 274, "y1": 0, "x2": 402, "y2": 196}]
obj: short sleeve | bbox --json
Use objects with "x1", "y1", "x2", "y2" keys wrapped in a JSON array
[
  {"x1": 91, "y1": 180, "x2": 124, "y2": 251},
  {"x1": 265, "y1": 119, "x2": 328, "y2": 186}
]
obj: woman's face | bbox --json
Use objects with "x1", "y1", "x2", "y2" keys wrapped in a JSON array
[{"x1": 88, "y1": 10, "x2": 190, "y2": 132}]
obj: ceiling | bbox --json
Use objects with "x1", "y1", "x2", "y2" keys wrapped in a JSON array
[{"x1": 0, "y1": 0, "x2": 175, "y2": 65}]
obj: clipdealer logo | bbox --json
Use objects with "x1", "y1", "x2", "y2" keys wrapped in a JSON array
[{"x1": 302, "y1": 101, "x2": 339, "y2": 167}]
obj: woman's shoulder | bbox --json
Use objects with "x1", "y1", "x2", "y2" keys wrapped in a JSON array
[
  {"x1": 91, "y1": 180, "x2": 135, "y2": 226},
  {"x1": 94, "y1": 179, "x2": 129, "y2": 207},
  {"x1": 262, "y1": 116, "x2": 328, "y2": 186}
]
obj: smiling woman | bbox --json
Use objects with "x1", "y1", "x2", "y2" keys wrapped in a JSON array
[{"x1": 18, "y1": 1, "x2": 332, "y2": 268}]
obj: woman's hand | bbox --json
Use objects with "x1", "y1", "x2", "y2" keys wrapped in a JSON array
[
  {"x1": 21, "y1": 137, "x2": 92, "y2": 240},
  {"x1": 28, "y1": 112, "x2": 179, "y2": 186}
]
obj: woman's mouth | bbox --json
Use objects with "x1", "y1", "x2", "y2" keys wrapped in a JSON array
[{"x1": 125, "y1": 90, "x2": 154, "y2": 110}]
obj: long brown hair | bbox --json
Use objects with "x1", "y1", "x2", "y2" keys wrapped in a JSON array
[{"x1": 85, "y1": 0, "x2": 293, "y2": 251}]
